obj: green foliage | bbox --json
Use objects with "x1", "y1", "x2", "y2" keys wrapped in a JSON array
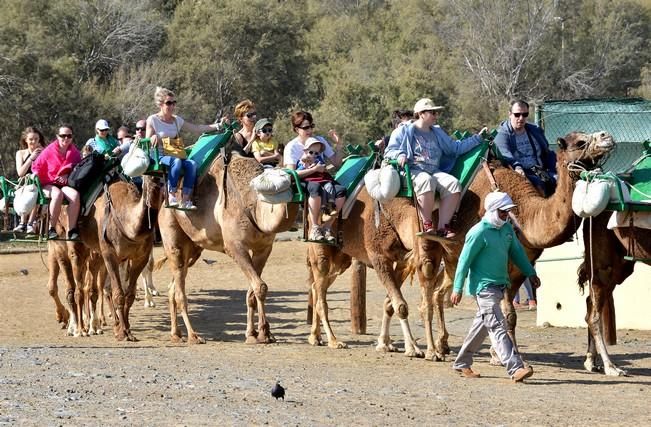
[{"x1": 0, "y1": 0, "x2": 649, "y2": 177}]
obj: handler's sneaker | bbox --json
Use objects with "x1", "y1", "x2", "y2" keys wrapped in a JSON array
[
  {"x1": 309, "y1": 226, "x2": 325, "y2": 241},
  {"x1": 455, "y1": 367, "x2": 481, "y2": 378},
  {"x1": 512, "y1": 366, "x2": 534, "y2": 382}
]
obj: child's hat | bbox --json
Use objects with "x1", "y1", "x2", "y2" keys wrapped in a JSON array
[
  {"x1": 254, "y1": 118, "x2": 273, "y2": 133},
  {"x1": 304, "y1": 137, "x2": 325, "y2": 152}
]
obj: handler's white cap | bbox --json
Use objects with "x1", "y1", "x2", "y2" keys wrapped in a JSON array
[{"x1": 484, "y1": 191, "x2": 517, "y2": 212}]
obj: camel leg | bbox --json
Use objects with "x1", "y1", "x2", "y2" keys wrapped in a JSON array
[
  {"x1": 432, "y1": 263, "x2": 453, "y2": 359},
  {"x1": 141, "y1": 252, "x2": 157, "y2": 308},
  {"x1": 251, "y1": 244, "x2": 276, "y2": 344},
  {"x1": 376, "y1": 295, "x2": 398, "y2": 353},
  {"x1": 308, "y1": 247, "x2": 347, "y2": 349},
  {"x1": 308, "y1": 281, "x2": 323, "y2": 346},
  {"x1": 372, "y1": 256, "x2": 423, "y2": 358},
  {"x1": 59, "y1": 254, "x2": 80, "y2": 337},
  {"x1": 416, "y1": 244, "x2": 444, "y2": 361},
  {"x1": 123, "y1": 255, "x2": 151, "y2": 336},
  {"x1": 68, "y1": 242, "x2": 89, "y2": 337},
  {"x1": 102, "y1": 250, "x2": 135, "y2": 342},
  {"x1": 47, "y1": 246, "x2": 69, "y2": 327},
  {"x1": 585, "y1": 281, "x2": 626, "y2": 376},
  {"x1": 306, "y1": 255, "x2": 314, "y2": 325}
]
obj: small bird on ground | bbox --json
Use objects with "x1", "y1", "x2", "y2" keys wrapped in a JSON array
[
  {"x1": 202, "y1": 258, "x2": 217, "y2": 266},
  {"x1": 20, "y1": 269, "x2": 29, "y2": 276},
  {"x1": 271, "y1": 382, "x2": 285, "y2": 400}
]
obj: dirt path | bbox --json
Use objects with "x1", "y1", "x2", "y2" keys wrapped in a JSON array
[{"x1": 0, "y1": 241, "x2": 650, "y2": 426}]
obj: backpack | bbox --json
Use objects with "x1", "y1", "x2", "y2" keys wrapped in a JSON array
[{"x1": 68, "y1": 152, "x2": 108, "y2": 194}]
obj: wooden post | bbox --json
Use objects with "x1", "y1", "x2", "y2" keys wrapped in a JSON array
[{"x1": 350, "y1": 259, "x2": 367, "y2": 334}]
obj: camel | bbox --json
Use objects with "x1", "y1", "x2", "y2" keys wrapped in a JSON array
[
  {"x1": 157, "y1": 153, "x2": 299, "y2": 344},
  {"x1": 71, "y1": 175, "x2": 163, "y2": 340},
  {"x1": 578, "y1": 209, "x2": 651, "y2": 376},
  {"x1": 308, "y1": 131, "x2": 614, "y2": 362}
]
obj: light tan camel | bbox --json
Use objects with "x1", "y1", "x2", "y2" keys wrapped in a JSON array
[
  {"x1": 308, "y1": 131, "x2": 614, "y2": 361},
  {"x1": 578, "y1": 211, "x2": 650, "y2": 376},
  {"x1": 72, "y1": 175, "x2": 163, "y2": 341},
  {"x1": 157, "y1": 154, "x2": 299, "y2": 344}
]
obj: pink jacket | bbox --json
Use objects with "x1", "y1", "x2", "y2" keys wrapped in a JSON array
[{"x1": 31, "y1": 140, "x2": 82, "y2": 186}]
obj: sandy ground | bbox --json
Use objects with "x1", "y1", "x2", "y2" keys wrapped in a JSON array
[{"x1": 0, "y1": 237, "x2": 650, "y2": 426}]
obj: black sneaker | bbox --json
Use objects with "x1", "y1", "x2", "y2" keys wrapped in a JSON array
[
  {"x1": 67, "y1": 228, "x2": 80, "y2": 241},
  {"x1": 47, "y1": 228, "x2": 59, "y2": 240}
]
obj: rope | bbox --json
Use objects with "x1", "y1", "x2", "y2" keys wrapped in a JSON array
[{"x1": 588, "y1": 216, "x2": 595, "y2": 299}]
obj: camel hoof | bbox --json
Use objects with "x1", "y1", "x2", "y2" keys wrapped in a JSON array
[
  {"x1": 188, "y1": 333, "x2": 206, "y2": 345},
  {"x1": 329, "y1": 341, "x2": 348, "y2": 349},
  {"x1": 405, "y1": 349, "x2": 425, "y2": 358},
  {"x1": 308, "y1": 335, "x2": 323, "y2": 346},
  {"x1": 170, "y1": 334, "x2": 184, "y2": 343},
  {"x1": 425, "y1": 350, "x2": 445, "y2": 362},
  {"x1": 605, "y1": 366, "x2": 627, "y2": 376},
  {"x1": 245, "y1": 335, "x2": 259, "y2": 345},
  {"x1": 376, "y1": 343, "x2": 397, "y2": 353},
  {"x1": 257, "y1": 334, "x2": 275, "y2": 344}
]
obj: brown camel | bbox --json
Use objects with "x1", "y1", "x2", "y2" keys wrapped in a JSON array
[
  {"x1": 157, "y1": 154, "x2": 299, "y2": 344},
  {"x1": 71, "y1": 175, "x2": 163, "y2": 341},
  {"x1": 578, "y1": 210, "x2": 650, "y2": 376},
  {"x1": 428, "y1": 131, "x2": 616, "y2": 360},
  {"x1": 307, "y1": 188, "x2": 447, "y2": 358},
  {"x1": 308, "y1": 131, "x2": 614, "y2": 362}
]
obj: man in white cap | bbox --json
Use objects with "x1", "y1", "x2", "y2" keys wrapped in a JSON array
[
  {"x1": 384, "y1": 97, "x2": 487, "y2": 238},
  {"x1": 450, "y1": 191, "x2": 540, "y2": 382},
  {"x1": 85, "y1": 119, "x2": 130, "y2": 156}
]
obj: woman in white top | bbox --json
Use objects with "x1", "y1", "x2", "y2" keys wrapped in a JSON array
[
  {"x1": 13, "y1": 126, "x2": 45, "y2": 233},
  {"x1": 146, "y1": 86, "x2": 220, "y2": 210}
]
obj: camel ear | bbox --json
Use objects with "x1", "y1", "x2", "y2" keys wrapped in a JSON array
[{"x1": 557, "y1": 137, "x2": 567, "y2": 150}]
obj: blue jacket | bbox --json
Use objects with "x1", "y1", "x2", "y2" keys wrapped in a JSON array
[
  {"x1": 384, "y1": 123, "x2": 482, "y2": 174},
  {"x1": 494, "y1": 121, "x2": 556, "y2": 172}
]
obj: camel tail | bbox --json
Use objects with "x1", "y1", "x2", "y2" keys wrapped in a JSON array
[
  {"x1": 400, "y1": 250, "x2": 418, "y2": 285},
  {"x1": 576, "y1": 261, "x2": 588, "y2": 295},
  {"x1": 153, "y1": 256, "x2": 168, "y2": 272}
]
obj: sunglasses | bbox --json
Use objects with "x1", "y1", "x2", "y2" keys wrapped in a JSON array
[
  {"x1": 245, "y1": 111, "x2": 257, "y2": 118},
  {"x1": 135, "y1": 127, "x2": 146, "y2": 131},
  {"x1": 298, "y1": 123, "x2": 315, "y2": 130},
  {"x1": 58, "y1": 134, "x2": 73, "y2": 139},
  {"x1": 306, "y1": 150, "x2": 320, "y2": 155},
  {"x1": 98, "y1": 128, "x2": 109, "y2": 132},
  {"x1": 512, "y1": 112, "x2": 529, "y2": 118},
  {"x1": 164, "y1": 100, "x2": 177, "y2": 106},
  {"x1": 259, "y1": 128, "x2": 273, "y2": 134}
]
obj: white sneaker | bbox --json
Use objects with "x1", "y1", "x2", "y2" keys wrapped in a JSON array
[
  {"x1": 25, "y1": 224, "x2": 35, "y2": 234},
  {"x1": 180, "y1": 200, "x2": 197, "y2": 210},
  {"x1": 13, "y1": 223, "x2": 26, "y2": 233},
  {"x1": 323, "y1": 228, "x2": 336, "y2": 244},
  {"x1": 168, "y1": 194, "x2": 179, "y2": 207},
  {"x1": 309, "y1": 226, "x2": 325, "y2": 241}
]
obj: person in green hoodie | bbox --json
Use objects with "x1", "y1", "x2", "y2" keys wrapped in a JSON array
[
  {"x1": 84, "y1": 119, "x2": 130, "y2": 157},
  {"x1": 450, "y1": 191, "x2": 540, "y2": 382}
]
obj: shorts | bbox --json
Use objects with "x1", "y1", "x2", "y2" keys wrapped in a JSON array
[{"x1": 412, "y1": 170, "x2": 461, "y2": 198}]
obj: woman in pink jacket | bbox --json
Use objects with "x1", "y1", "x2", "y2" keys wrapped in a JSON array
[{"x1": 31, "y1": 124, "x2": 82, "y2": 240}]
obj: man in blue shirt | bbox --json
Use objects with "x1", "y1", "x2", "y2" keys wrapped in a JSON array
[
  {"x1": 451, "y1": 191, "x2": 541, "y2": 382},
  {"x1": 494, "y1": 100, "x2": 557, "y2": 196}
]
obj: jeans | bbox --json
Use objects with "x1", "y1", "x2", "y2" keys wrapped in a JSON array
[
  {"x1": 160, "y1": 156, "x2": 197, "y2": 195},
  {"x1": 453, "y1": 285, "x2": 525, "y2": 376}
]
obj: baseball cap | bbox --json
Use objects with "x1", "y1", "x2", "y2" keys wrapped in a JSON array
[
  {"x1": 95, "y1": 119, "x2": 110, "y2": 131},
  {"x1": 304, "y1": 137, "x2": 325, "y2": 152},
  {"x1": 254, "y1": 118, "x2": 273, "y2": 133}
]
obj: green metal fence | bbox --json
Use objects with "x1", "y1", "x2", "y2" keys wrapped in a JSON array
[{"x1": 538, "y1": 98, "x2": 651, "y2": 173}]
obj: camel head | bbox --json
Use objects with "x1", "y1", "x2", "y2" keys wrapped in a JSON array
[{"x1": 556, "y1": 131, "x2": 615, "y2": 173}]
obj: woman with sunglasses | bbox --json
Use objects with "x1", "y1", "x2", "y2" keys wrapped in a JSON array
[
  {"x1": 494, "y1": 100, "x2": 557, "y2": 196},
  {"x1": 13, "y1": 126, "x2": 45, "y2": 233},
  {"x1": 232, "y1": 99, "x2": 258, "y2": 156},
  {"x1": 146, "y1": 86, "x2": 221, "y2": 210},
  {"x1": 284, "y1": 111, "x2": 345, "y2": 242},
  {"x1": 31, "y1": 124, "x2": 82, "y2": 240}
]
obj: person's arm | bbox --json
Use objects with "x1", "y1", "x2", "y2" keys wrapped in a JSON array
[
  {"x1": 16, "y1": 150, "x2": 36, "y2": 177},
  {"x1": 493, "y1": 127, "x2": 520, "y2": 169},
  {"x1": 508, "y1": 226, "x2": 536, "y2": 277},
  {"x1": 323, "y1": 130, "x2": 344, "y2": 168},
  {"x1": 451, "y1": 230, "x2": 484, "y2": 304},
  {"x1": 182, "y1": 121, "x2": 220, "y2": 135},
  {"x1": 384, "y1": 126, "x2": 409, "y2": 166}
]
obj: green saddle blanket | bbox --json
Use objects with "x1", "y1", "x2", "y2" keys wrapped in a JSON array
[{"x1": 606, "y1": 141, "x2": 651, "y2": 212}]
